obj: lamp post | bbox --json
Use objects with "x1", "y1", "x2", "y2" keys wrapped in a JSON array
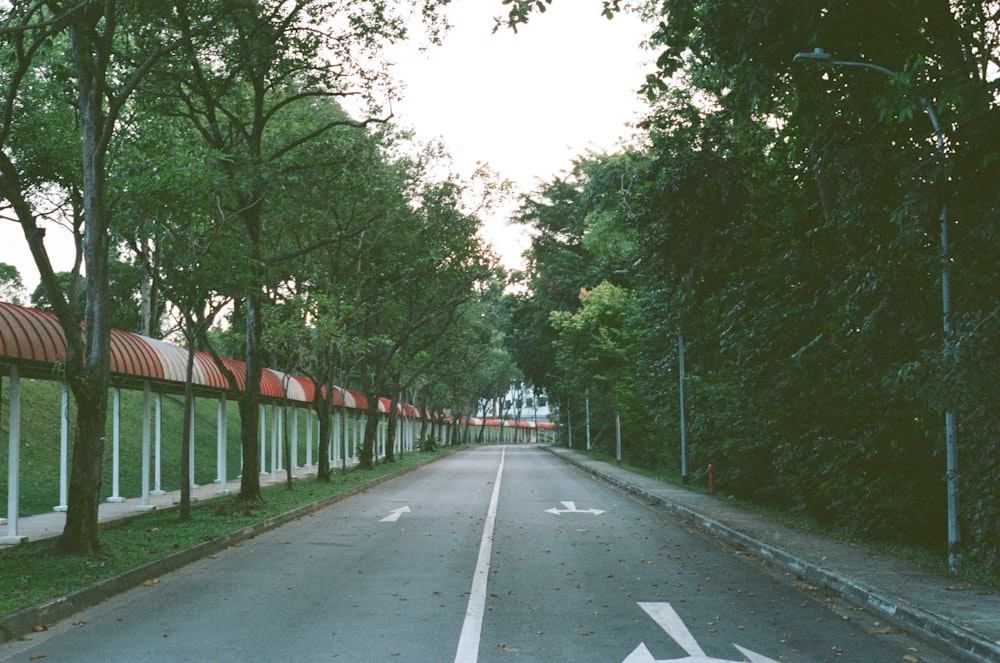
[
  {"x1": 678, "y1": 327, "x2": 688, "y2": 485},
  {"x1": 793, "y1": 48, "x2": 960, "y2": 573}
]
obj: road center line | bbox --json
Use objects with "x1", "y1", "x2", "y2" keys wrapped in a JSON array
[{"x1": 454, "y1": 446, "x2": 506, "y2": 663}]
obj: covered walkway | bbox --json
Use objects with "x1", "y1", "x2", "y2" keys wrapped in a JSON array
[{"x1": 0, "y1": 302, "x2": 430, "y2": 544}]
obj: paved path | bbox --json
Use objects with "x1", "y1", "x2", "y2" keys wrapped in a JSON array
[{"x1": 545, "y1": 446, "x2": 1000, "y2": 663}]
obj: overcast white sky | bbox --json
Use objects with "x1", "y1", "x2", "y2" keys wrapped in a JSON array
[
  {"x1": 389, "y1": 1, "x2": 652, "y2": 268},
  {"x1": 0, "y1": 1, "x2": 651, "y2": 295}
]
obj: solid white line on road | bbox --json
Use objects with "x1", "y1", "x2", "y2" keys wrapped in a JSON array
[{"x1": 454, "y1": 446, "x2": 506, "y2": 663}]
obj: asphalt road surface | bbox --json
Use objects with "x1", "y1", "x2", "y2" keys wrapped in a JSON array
[{"x1": 1, "y1": 445, "x2": 955, "y2": 662}]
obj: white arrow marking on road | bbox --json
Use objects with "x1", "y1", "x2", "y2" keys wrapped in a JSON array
[
  {"x1": 380, "y1": 506, "x2": 411, "y2": 522},
  {"x1": 623, "y1": 602, "x2": 780, "y2": 663},
  {"x1": 732, "y1": 645, "x2": 782, "y2": 663},
  {"x1": 544, "y1": 500, "x2": 605, "y2": 516}
]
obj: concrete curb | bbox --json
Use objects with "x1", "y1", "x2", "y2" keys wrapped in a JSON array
[
  {"x1": 544, "y1": 446, "x2": 1000, "y2": 663},
  {"x1": 0, "y1": 464, "x2": 416, "y2": 643}
]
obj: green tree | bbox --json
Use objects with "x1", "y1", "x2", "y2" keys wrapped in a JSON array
[
  {"x1": 0, "y1": 263, "x2": 25, "y2": 304},
  {"x1": 550, "y1": 281, "x2": 646, "y2": 461},
  {"x1": 505, "y1": 154, "x2": 637, "y2": 389},
  {"x1": 152, "y1": 0, "x2": 451, "y2": 500},
  {"x1": 0, "y1": 2, "x2": 218, "y2": 554},
  {"x1": 501, "y1": 0, "x2": 1000, "y2": 573},
  {"x1": 351, "y1": 173, "x2": 492, "y2": 469}
]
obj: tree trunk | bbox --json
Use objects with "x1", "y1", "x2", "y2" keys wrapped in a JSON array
[
  {"x1": 236, "y1": 167, "x2": 269, "y2": 498},
  {"x1": 419, "y1": 401, "x2": 429, "y2": 448},
  {"x1": 385, "y1": 404, "x2": 398, "y2": 463},
  {"x1": 359, "y1": 393, "x2": 380, "y2": 470},
  {"x1": 314, "y1": 385, "x2": 332, "y2": 482},
  {"x1": 238, "y1": 288, "x2": 264, "y2": 501},
  {"x1": 179, "y1": 336, "x2": 196, "y2": 521},
  {"x1": 57, "y1": 10, "x2": 113, "y2": 556},
  {"x1": 57, "y1": 383, "x2": 107, "y2": 555}
]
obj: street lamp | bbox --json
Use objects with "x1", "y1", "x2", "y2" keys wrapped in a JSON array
[{"x1": 793, "y1": 47, "x2": 960, "y2": 573}]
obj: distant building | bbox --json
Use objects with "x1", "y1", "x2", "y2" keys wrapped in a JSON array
[{"x1": 479, "y1": 383, "x2": 550, "y2": 424}]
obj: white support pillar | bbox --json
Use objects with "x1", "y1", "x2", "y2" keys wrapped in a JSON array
[
  {"x1": 217, "y1": 395, "x2": 229, "y2": 495},
  {"x1": 189, "y1": 398, "x2": 196, "y2": 495},
  {"x1": 152, "y1": 394, "x2": 164, "y2": 495},
  {"x1": 107, "y1": 388, "x2": 125, "y2": 502},
  {"x1": 615, "y1": 410, "x2": 622, "y2": 463},
  {"x1": 306, "y1": 410, "x2": 314, "y2": 467},
  {"x1": 138, "y1": 382, "x2": 154, "y2": 511},
  {"x1": 342, "y1": 411, "x2": 348, "y2": 461},
  {"x1": 259, "y1": 406, "x2": 267, "y2": 474},
  {"x1": 331, "y1": 411, "x2": 338, "y2": 465},
  {"x1": 340, "y1": 411, "x2": 347, "y2": 462},
  {"x1": 269, "y1": 404, "x2": 278, "y2": 483},
  {"x1": 54, "y1": 383, "x2": 69, "y2": 512},
  {"x1": 276, "y1": 405, "x2": 284, "y2": 471},
  {"x1": 2, "y1": 366, "x2": 26, "y2": 543},
  {"x1": 291, "y1": 407, "x2": 299, "y2": 471}
]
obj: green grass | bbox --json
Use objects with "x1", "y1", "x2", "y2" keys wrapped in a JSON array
[{"x1": 0, "y1": 445, "x2": 464, "y2": 618}]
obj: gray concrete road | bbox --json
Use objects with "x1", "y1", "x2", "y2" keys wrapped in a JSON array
[{"x1": 1, "y1": 445, "x2": 955, "y2": 662}]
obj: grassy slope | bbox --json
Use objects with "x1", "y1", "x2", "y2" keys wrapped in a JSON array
[{"x1": 1, "y1": 377, "x2": 315, "y2": 516}]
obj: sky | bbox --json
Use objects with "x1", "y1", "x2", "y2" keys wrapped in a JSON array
[
  {"x1": 0, "y1": 1, "x2": 652, "y2": 295},
  {"x1": 388, "y1": 1, "x2": 652, "y2": 269}
]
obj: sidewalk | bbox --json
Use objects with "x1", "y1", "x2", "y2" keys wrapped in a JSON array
[{"x1": 544, "y1": 446, "x2": 1000, "y2": 663}]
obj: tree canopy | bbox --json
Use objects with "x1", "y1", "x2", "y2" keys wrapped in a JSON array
[{"x1": 502, "y1": 0, "x2": 1000, "y2": 578}]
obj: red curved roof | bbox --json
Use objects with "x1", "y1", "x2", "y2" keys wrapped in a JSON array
[
  {"x1": 192, "y1": 350, "x2": 230, "y2": 390},
  {"x1": 290, "y1": 376, "x2": 316, "y2": 403},
  {"x1": 379, "y1": 397, "x2": 406, "y2": 414},
  {"x1": 0, "y1": 302, "x2": 69, "y2": 365},
  {"x1": 0, "y1": 302, "x2": 431, "y2": 416},
  {"x1": 331, "y1": 386, "x2": 347, "y2": 407},
  {"x1": 349, "y1": 389, "x2": 368, "y2": 410},
  {"x1": 260, "y1": 369, "x2": 285, "y2": 399},
  {"x1": 110, "y1": 328, "x2": 163, "y2": 379}
]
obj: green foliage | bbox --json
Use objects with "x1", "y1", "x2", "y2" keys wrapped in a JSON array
[
  {"x1": 0, "y1": 263, "x2": 25, "y2": 305},
  {"x1": 507, "y1": 0, "x2": 1000, "y2": 578}
]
